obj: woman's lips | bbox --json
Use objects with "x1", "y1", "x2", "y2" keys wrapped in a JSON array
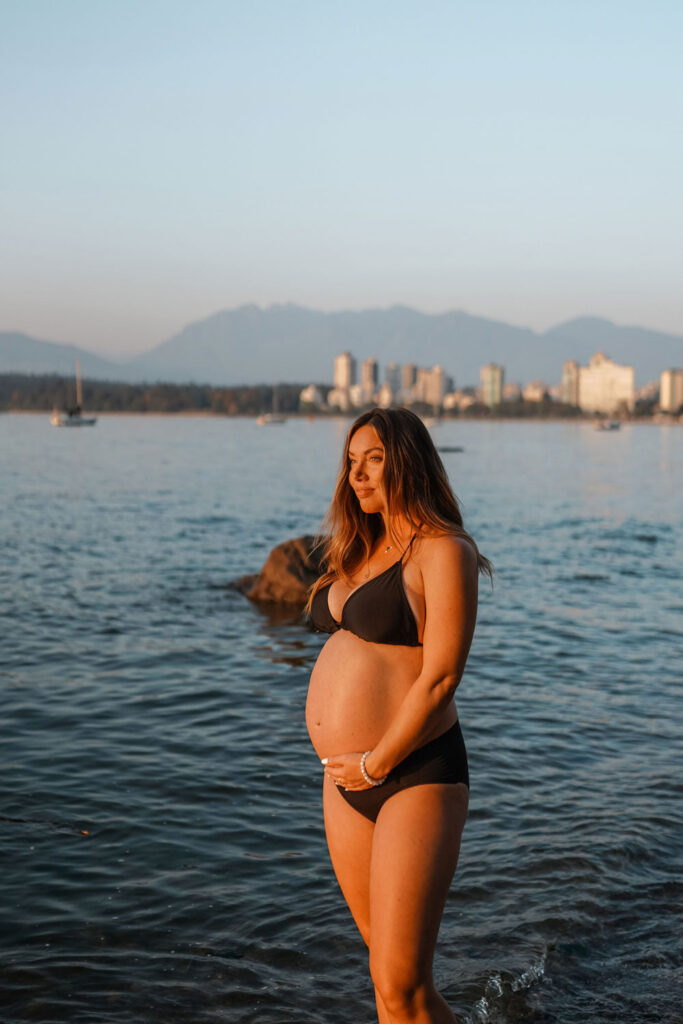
[{"x1": 355, "y1": 489, "x2": 374, "y2": 498}]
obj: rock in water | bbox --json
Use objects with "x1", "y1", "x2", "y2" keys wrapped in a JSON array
[{"x1": 233, "y1": 535, "x2": 324, "y2": 606}]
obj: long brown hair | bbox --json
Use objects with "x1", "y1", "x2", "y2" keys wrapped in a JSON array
[{"x1": 306, "y1": 407, "x2": 493, "y2": 610}]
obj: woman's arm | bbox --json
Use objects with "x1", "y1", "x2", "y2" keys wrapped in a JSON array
[{"x1": 364, "y1": 534, "x2": 479, "y2": 781}]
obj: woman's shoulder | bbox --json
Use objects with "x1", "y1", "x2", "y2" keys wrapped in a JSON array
[{"x1": 412, "y1": 530, "x2": 478, "y2": 572}]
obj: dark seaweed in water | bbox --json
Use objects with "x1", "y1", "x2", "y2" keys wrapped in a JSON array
[{"x1": 1, "y1": 415, "x2": 681, "y2": 1023}]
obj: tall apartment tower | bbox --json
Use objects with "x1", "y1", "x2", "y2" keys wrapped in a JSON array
[
  {"x1": 578, "y1": 352, "x2": 634, "y2": 413},
  {"x1": 401, "y1": 363, "x2": 417, "y2": 393},
  {"x1": 426, "y1": 365, "x2": 447, "y2": 408},
  {"x1": 480, "y1": 363, "x2": 504, "y2": 407},
  {"x1": 334, "y1": 352, "x2": 356, "y2": 390},
  {"x1": 660, "y1": 368, "x2": 683, "y2": 413},
  {"x1": 360, "y1": 357, "x2": 378, "y2": 402},
  {"x1": 560, "y1": 360, "x2": 580, "y2": 406},
  {"x1": 385, "y1": 362, "x2": 401, "y2": 395}
]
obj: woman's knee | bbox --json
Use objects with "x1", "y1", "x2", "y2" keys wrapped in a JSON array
[{"x1": 369, "y1": 954, "x2": 431, "y2": 1018}]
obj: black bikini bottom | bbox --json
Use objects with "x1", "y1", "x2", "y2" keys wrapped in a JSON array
[{"x1": 338, "y1": 719, "x2": 469, "y2": 823}]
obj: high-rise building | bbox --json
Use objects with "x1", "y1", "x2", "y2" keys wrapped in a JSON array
[
  {"x1": 385, "y1": 362, "x2": 401, "y2": 394},
  {"x1": 413, "y1": 367, "x2": 430, "y2": 403},
  {"x1": 401, "y1": 363, "x2": 417, "y2": 399},
  {"x1": 578, "y1": 352, "x2": 634, "y2": 413},
  {"x1": 480, "y1": 363, "x2": 504, "y2": 407},
  {"x1": 334, "y1": 351, "x2": 356, "y2": 390},
  {"x1": 360, "y1": 357, "x2": 378, "y2": 403},
  {"x1": 426, "y1": 365, "x2": 447, "y2": 408},
  {"x1": 660, "y1": 368, "x2": 683, "y2": 413},
  {"x1": 411, "y1": 366, "x2": 448, "y2": 409},
  {"x1": 560, "y1": 360, "x2": 580, "y2": 405}
]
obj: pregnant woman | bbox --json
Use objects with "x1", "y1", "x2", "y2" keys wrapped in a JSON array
[{"x1": 306, "y1": 407, "x2": 492, "y2": 1024}]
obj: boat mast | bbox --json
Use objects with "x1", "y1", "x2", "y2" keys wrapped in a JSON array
[{"x1": 76, "y1": 358, "x2": 83, "y2": 408}]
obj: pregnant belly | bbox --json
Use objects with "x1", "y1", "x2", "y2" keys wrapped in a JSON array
[{"x1": 305, "y1": 630, "x2": 424, "y2": 759}]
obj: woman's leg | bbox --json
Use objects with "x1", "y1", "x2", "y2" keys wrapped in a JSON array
[
  {"x1": 323, "y1": 774, "x2": 375, "y2": 940},
  {"x1": 322, "y1": 776, "x2": 393, "y2": 1023},
  {"x1": 368, "y1": 783, "x2": 469, "y2": 1024}
]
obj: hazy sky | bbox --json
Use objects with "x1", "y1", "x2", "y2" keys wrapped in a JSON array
[{"x1": 2, "y1": 1, "x2": 682, "y2": 356}]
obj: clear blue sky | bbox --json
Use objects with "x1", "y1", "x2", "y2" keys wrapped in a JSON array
[{"x1": 2, "y1": 0, "x2": 682, "y2": 356}]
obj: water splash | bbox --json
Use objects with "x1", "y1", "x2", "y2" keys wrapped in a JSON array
[{"x1": 465, "y1": 949, "x2": 548, "y2": 1022}]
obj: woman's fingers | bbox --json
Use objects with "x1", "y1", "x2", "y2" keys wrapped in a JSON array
[{"x1": 321, "y1": 752, "x2": 372, "y2": 790}]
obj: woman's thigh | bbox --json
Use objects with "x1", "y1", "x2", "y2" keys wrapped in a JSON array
[
  {"x1": 368, "y1": 783, "x2": 469, "y2": 987},
  {"x1": 323, "y1": 774, "x2": 376, "y2": 944}
]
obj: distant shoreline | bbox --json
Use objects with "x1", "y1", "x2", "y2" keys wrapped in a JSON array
[{"x1": 6, "y1": 409, "x2": 680, "y2": 425}]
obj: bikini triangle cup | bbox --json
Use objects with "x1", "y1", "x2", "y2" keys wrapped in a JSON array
[{"x1": 309, "y1": 535, "x2": 422, "y2": 647}]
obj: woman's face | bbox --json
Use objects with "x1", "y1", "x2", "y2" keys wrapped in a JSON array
[{"x1": 347, "y1": 424, "x2": 387, "y2": 515}]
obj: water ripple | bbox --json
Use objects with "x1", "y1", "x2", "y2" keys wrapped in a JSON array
[{"x1": 1, "y1": 416, "x2": 681, "y2": 1022}]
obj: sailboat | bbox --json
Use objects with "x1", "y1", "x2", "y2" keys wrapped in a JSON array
[
  {"x1": 50, "y1": 359, "x2": 97, "y2": 427},
  {"x1": 256, "y1": 383, "x2": 286, "y2": 425}
]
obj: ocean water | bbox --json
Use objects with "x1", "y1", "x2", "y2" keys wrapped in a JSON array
[{"x1": 1, "y1": 413, "x2": 681, "y2": 1024}]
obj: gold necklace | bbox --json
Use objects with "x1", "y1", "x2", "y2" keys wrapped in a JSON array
[{"x1": 363, "y1": 541, "x2": 393, "y2": 577}]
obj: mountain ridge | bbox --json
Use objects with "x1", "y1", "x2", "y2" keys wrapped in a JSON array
[{"x1": 1, "y1": 306, "x2": 681, "y2": 388}]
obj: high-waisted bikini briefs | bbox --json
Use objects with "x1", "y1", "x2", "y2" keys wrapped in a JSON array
[{"x1": 337, "y1": 718, "x2": 469, "y2": 823}]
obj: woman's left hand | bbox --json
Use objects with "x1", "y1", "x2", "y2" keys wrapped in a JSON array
[{"x1": 322, "y1": 752, "x2": 374, "y2": 790}]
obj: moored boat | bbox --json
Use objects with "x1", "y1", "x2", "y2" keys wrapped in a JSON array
[
  {"x1": 50, "y1": 359, "x2": 97, "y2": 427},
  {"x1": 594, "y1": 419, "x2": 621, "y2": 431},
  {"x1": 256, "y1": 384, "x2": 286, "y2": 425}
]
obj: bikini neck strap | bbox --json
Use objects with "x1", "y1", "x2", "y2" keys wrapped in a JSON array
[{"x1": 400, "y1": 532, "x2": 418, "y2": 562}]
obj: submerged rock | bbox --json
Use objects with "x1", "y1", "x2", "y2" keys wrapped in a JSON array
[{"x1": 233, "y1": 535, "x2": 324, "y2": 606}]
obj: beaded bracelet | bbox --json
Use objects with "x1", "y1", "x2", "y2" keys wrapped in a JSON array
[{"x1": 360, "y1": 750, "x2": 388, "y2": 787}]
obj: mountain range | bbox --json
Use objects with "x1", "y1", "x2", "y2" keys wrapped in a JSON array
[{"x1": 1, "y1": 304, "x2": 681, "y2": 388}]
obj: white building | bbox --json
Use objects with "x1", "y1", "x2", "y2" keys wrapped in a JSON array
[
  {"x1": 444, "y1": 390, "x2": 476, "y2": 412},
  {"x1": 523, "y1": 380, "x2": 547, "y2": 403},
  {"x1": 326, "y1": 387, "x2": 351, "y2": 412},
  {"x1": 299, "y1": 384, "x2": 324, "y2": 408},
  {"x1": 413, "y1": 367, "x2": 431, "y2": 403},
  {"x1": 349, "y1": 384, "x2": 365, "y2": 408},
  {"x1": 480, "y1": 363, "x2": 504, "y2": 407},
  {"x1": 334, "y1": 352, "x2": 356, "y2": 390},
  {"x1": 429, "y1": 365, "x2": 448, "y2": 408},
  {"x1": 578, "y1": 352, "x2": 634, "y2": 414},
  {"x1": 376, "y1": 382, "x2": 393, "y2": 408},
  {"x1": 660, "y1": 368, "x2": 683, "y2": 413}
]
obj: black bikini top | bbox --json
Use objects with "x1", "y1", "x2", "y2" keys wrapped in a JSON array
[{"x1": 309, "y1": 534, "x2": 422, "y2": 647}]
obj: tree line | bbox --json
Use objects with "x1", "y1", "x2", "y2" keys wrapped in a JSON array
[
  {"x1": 0, "y1": 374, "x2": 312, "y2": 415},
  {"x1": 0, "y1": 373, "x2": 660, "y2": 418}
]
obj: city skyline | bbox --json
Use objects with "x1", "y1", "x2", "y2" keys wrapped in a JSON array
[
  {"x1": 314, "y1": 349, "x2": 681, "y2": 416},
  {"x1": 2, "y1": 2, "x2": 683, "y2": 355},
  {"x1": 269, "y1": 347, "x2": 674, "y2": 413}
]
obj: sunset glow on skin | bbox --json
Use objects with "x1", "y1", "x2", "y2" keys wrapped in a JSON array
[{"x1": 306, "y1": 409, "x2": 490, "y2": 1021}]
